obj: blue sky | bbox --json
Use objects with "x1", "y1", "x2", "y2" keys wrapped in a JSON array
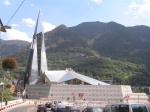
[{"x1": 1, "y1": 0, "x2": 150, "y2": 42}]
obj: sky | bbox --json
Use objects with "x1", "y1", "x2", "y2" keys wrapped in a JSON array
[{"x1": 0, "y1": 0, "x2": 150, "y2": 42}]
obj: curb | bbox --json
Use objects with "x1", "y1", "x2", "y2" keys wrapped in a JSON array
[{"x1": 0, "y1": 100, "x2": 26, "y2": 111}]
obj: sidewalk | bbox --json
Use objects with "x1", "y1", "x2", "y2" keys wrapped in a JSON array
[{"x1": 0, "y1": 99, "x2": 26, "y2": 111}]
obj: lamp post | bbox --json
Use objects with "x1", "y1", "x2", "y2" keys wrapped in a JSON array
[
  {"x1": 0, "y1": 82, "x2": 4, "y2": 108},
  {"x1": 18, "y1": 85, "x2": 20, "y2": 99}
]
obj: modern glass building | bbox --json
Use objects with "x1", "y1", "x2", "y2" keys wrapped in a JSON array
[{"x1": 24, "y1": 11, "x2": 48, "y2": 85}]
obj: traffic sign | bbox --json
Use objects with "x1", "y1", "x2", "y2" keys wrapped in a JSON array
[{"x1": 79, "y1": 93, "x2": 83, "y2": 99}]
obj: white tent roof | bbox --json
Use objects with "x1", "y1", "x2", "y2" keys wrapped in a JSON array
[{"x1": 44, "y1": 69, "x2": 110, "y2": 85}]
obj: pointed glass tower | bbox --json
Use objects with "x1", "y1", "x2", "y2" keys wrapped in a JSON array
[{"x1": 24, "y1": 11, "x2": 48, "y2": 85}]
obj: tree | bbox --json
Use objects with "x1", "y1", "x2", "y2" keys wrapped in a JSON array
[
  {"x1": 1, "y1": 58, "x2": 17, "y2": 101},
  {"x1": 2, "y1": 58, "x2": 17, "y2": 71}
]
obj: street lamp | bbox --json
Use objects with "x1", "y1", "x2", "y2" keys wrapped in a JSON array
[
  {"x1": 0, "y1": 19, "x2": 11, "y2": 32},
  {"x1": 0, "y1": 82, "x2": 4, "y2": 108}
]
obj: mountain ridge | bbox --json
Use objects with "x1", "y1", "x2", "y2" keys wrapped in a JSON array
[
  {"x1": 0, "y1": 39, "x2": 30, "y2": 57},
  {"x1": 1, "y1": 21, "x2": 150, "y2": 86}
]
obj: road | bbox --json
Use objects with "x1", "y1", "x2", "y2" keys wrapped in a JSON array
[
  {"x1": 4, "y1": 104, "x2": 37, "y2": 112},
  {"x1": 2, "y1": 100, "x2": 150, "y2": 112},
  {"x1": 2, "y1": 100, "x2": 38, "y2": 112},
  {"x1": 0, "y1": 99, "x2": 105, "y2": 112},
  {"x1": 2, "y1": 100, "x2": 79, "y2": 112}
]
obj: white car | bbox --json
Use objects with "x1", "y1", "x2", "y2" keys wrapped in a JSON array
[
  {"x1": 52, "y1": 100, "x2": 62, "y2": 106},
  {"x1": 51, "y1": 101, "x2": 64, "y2": 111},
  {"x1": 103, "y1": 102, "x2": 149, "y2": 112}
]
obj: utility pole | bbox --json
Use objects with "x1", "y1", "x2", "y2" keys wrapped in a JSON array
[{"x1": 0, "y1": 82, "x2": 4, "y2": 108}]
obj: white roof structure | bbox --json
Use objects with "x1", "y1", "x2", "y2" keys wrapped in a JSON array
[{"x1": 44, "y1": 68, "x2": 110, "y2": 85}]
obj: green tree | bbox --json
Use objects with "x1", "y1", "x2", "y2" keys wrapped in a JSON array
[{"x1": 0, "y1": 58, "x2": 17, "y2": 101}]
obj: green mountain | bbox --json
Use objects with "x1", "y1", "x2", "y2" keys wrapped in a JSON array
[
  {"x1": 2, "y1": 22, "x2": 150, "y2": 86},
  {"x1": 0, "y1": 40, "x2": 29, "y2": 57},
  {"x1": 69, "y1": 22, "x2": 150, "y2": 66}
]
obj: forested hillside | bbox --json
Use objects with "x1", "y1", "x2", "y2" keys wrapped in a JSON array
[
  {"x1": 0, "y1": 39, "x2": 29, "y2": 57},
  {"x1": 1, "y1": 21, "x2": 150, "y2": 86}
]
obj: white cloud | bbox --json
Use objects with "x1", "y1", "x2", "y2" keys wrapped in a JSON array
[
  {"x1": 42, "y1": 22, "x2": 56, "y2": 33},
  {"x1": 3, "y1": 22, "x2": 55, "y2": 41},
  {"x1": 129, "y1": 2, "x2": 137, "y2": 8},
  {"x1": 126, "y1": 0, "x2": 150, "y2": 18},
  {"x1": 1, "y1": 18, "x2": 55, "y2": 42},
  {"x1": 22, "y1": 18, "x2": 35, "y2": 28},
  {"x1": 91, "y1": 0, "x2": 102, "y2": 5},
  {"x1": 11, "y1": 24, "x2": 19, "y2": 27},
  {"x1": 3, "y1": 29, "x2": 32, "y2": 42},
  {"x1": 3, "y1": 0, "x2": 11, "y2": 5},
  {"x1": 88, "y1": 0, "x2": 102, "y2": 8}
]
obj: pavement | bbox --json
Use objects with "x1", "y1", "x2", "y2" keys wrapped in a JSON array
[{"x1": 0, "y1": 99, "x2": 26, "y2": 111}]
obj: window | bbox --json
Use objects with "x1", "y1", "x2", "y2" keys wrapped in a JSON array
[
  {"x1": 103, "y1": 105, "x2": 111, "y2": 112},
  {"x1": 111, "y1": 104, "x2": 129, "y2": 112},
  {"x1": 131, "y1": 104, "x2": 148, "y2": 112}
]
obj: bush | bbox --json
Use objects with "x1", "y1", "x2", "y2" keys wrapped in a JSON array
[{"x1": 2, "y1": 58, "x2": 17, "y2": 71}]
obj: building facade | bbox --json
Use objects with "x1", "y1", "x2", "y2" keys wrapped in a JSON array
[{"x1": 26, "y1": 84, "x2": 149, "y2": 105}]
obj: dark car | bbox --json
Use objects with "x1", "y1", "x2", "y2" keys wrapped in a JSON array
[
  {"x1": 37, "y1": 104, "x2": 46, "y2": 112},
  {"x1": 45, "y1": 102, "x2": 52, "y2": 111},
  {"x1": 82, "y1": 107, "x2": 103, "y2": 112},
  {"x1": 64, "y1": 106, "x2": 80, "y2": 112}
]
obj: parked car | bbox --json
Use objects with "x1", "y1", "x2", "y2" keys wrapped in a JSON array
[
  {"x1": 52, "y1": 100, "x2": 62, "y2": 111},
  {"x1": 52, "y1": 100, "x2": 62, "y2": 105},
  {"x1": 82, "y1": 106, "x2": 103, "y2": 112},
  {"x1": 56, "y1": 103, "x2": 66, "y2": 112},
  {"x1": 45, "y1": 102, "x2": 52, "y2": 111},
  {"x1": 103, "y1": 102, "x2": 149, "y2": 112},
  {"x1": 37, "y1": 104, "x2": 46, "y2": 112},
  {"x1": 64, "y1": 106, "x2": 80, "y2": 112}
]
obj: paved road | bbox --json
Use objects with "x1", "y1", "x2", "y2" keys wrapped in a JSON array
[
  {"x1": 3, "y1": 104, "x2": 37, "y2": 112},
  {"x1": 2, "y1": 100, "x2": 77, "y2": 112},
  {"x1": 2, "y1": 100, "x2": 38, "y2": 112}
]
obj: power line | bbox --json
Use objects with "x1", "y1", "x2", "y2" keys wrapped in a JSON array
[{"x1": 6, "y1": 0, "x2": 26, "y2": 25}]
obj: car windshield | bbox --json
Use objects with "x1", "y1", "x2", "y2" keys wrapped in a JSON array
[
  {"x1": 45, "y1": 103, "x2": 51, "y2": 108},
  {"x1": 111, "y1": 104, "x2": 129, "y2": 112},
  {"x1": 93, "y1": 107, "x2": 103, "y2": 112},
  {"x1": 131, "y1": 104, "x2": 148, "y2": 112}
]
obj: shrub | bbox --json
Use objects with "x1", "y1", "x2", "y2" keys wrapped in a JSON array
[{"x1": 2, "y1": 58, "x2": 17, "y2": 71}]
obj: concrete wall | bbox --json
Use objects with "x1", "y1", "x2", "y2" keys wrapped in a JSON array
[
  {"x1": 26, "y1": 84, "x2": 149, "y2": 105},
  {"x1": 49, "y1": 84, "x2": 123, "y2": 102}
]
